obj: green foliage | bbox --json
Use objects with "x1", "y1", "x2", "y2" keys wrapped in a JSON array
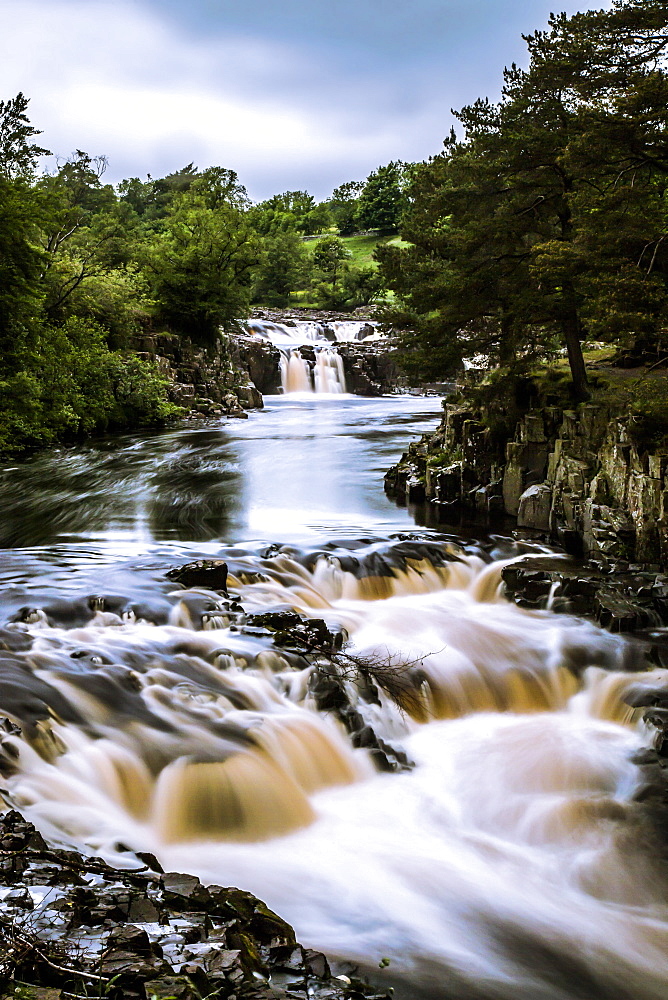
[
  {"x1": 61, "y1": 266, "x2": 151, "y2": 348},
  {"x1": 0, "y1": 176, "x2": 44, "y2": 359},
  {"x1": 251, "y1": 189, "x2": 332, "y2": 237},
  {"x1": 312, "y1": 235, "x2": 351, "y2": 278},
  {"x1": 0, "y1": 318, "x2": 178, "y2": 454},
  {"x1": 0, "y1": 104, "x2": 186, "y2": 455},
  {"x1": 252, "y1": 230, "x2": 310, "y2": 306},
  {"x1": 328, "y1": 179, "x2": 363, "y2": 235},
  {"x1": 628, "y1": 399, "x2": 668, "y2": 450},
  {"x1": 378, "y1": 0, "x2": 668, "y2": 399},
  {"x1": 0, "y1": 93, "x2": 49, "y2": 180},
  {"x1": 339, "y1": 265, "x2": 385, "y2": 307},
  {"x1": 311, "y1": 236, "x2": 353, "y2": 309},
  {"x1": 357, "y1": 161, "x2": 410, "y2": 233},
  {"x1": 141, "y1": 198, "x2": 261, "y2": 343}
]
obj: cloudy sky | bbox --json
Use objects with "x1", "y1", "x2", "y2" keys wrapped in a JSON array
[{"x1": 0, "y1": 0, "x2": 607, "y2": 201}]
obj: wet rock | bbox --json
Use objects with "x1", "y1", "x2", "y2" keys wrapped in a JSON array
[
  {"x1": 0, "y1": 628, "x2": 33, "y2": 652},
  {"x1": 309, "y1": 667, "x2": 349, "y2": 712},
  {"x1": 244, "y1": 611, "x2": 343, "y2": 654},
  {"x1": 517, "y1": 483, "x2": 552, "y2": 530},
  {"x1": 167, "y1": 560, "x2": 229, "y2": 593},
  {"x1": 0, "y1": 811, "x2": 391, "y2": 1000},
  {"x1": 595, "y1": 589, "x2": 646, "y2": 632}
]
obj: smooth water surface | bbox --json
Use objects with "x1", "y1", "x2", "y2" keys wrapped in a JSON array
[{"x1": 0, "y1": 395, "x2": 441, "y2": 609}]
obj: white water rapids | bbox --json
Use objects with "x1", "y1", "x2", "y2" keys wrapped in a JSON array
[
  {"x1": 1, "y1": 542, "x2": 668, "y2": 999},
  {"x1": 0, "y1": 395, "x2": 667, "y2": 999}
]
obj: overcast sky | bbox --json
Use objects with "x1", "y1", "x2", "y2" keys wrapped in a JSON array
[{"x1": 0, "y1": 0, "x2": 608, "y2": 201}]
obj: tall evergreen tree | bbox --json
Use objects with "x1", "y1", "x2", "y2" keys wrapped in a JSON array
[{"x1": 378, "y1": 0, "x2": 668, "y2": 399}]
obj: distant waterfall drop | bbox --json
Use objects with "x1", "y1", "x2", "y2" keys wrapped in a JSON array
[
  {"x1": 280, "y1": 348, "x2": 347, "y2": 394},
  {"x1": 314, "y1": 350, "x2": 347, "y2": 394},
  {"x1": 280, "y1": 349, "x2": 312, "y2": 393}
]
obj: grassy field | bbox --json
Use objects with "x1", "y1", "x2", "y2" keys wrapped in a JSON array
[
  {"x1": 338, "y1": 232, "x2": 409, "y2": 267},
  {"x1": 301, "y1": 230, "x2": 409, "y2": 267}
]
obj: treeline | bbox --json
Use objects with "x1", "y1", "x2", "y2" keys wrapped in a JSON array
[
  {"x1": 6, "y1": 0, "x2": 663, "y2": 454},
  {"x1": 377, "y1": 0, "x2": 668, "y2": 401},
  {"x1": 0, "y1": 99, "x2": 407, "y2": 453}
]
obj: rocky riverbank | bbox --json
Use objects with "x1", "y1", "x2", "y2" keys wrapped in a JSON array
[
  {"x1": 0, "y1": 809, "x2": 391, "y2": 1000},
  {"x1": 386, "y1": 395, "x2": 668, "y2": 633},
  {"x1": 130, "y1": 331, "x2": 265, "y2": 420}
]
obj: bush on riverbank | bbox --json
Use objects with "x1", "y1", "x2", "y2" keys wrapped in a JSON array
[{"x1": 0, "y1": 318, "x2": 179, "y2": 456}]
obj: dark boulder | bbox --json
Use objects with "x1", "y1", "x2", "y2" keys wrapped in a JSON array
[{"x1": 167, "y1": 560, "x2": 229, "y2": 593}]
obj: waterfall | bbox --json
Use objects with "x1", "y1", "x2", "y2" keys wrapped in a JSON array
[
  {"x1": 314, "y1": 349, "x2": 347, "y2": 394},
  {"x1": 280, "y1": 347, "x2": 347, "y2": 394},
  {"x1": 280, "y1": 348, "x2": 312, "y2": 393},
  {"x1": 247, "y1": 318, "x2": 377, "y2": 346}
]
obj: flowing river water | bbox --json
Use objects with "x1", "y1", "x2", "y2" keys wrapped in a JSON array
[{"x1": 0, "y1": 394, "x2": 668, "y2": 1000}]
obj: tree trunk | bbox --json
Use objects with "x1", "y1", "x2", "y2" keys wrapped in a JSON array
[
  {"x1": 561, "y1": 304, "x2": 590, "y2": 402},
  {"x1": 498, "y1": 306, "x2": 516, "y2": 367}
]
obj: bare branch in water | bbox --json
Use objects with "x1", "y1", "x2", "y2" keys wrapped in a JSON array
[{"x1": 327, "y1": 642, "x2": 445, "y2": 718}]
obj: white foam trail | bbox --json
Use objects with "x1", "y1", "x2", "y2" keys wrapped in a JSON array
[{"x1": 3, "y1": 543, "x2": 668, "y2": 999}]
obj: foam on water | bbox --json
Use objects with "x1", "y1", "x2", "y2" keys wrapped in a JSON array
[{"x1": 1, "y1": 539, "x2": 667, "y2": 998}]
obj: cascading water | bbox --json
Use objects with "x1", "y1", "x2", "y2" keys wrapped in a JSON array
[
  {"x1": 0, "y1": 395, "x2": 667, "y2": 1000},
  {"x1": 279, "y1": 346, "x2": 347, "y2": 394},
  {"x1": 280, "y1": 348, "x2": 313, "y2": 393},
  {"x1": 314, "y1": 349, "x2": 347, "y2": 393},
  {"x1": 247, "y1": 318, "x2": 378, "y2": 345}
]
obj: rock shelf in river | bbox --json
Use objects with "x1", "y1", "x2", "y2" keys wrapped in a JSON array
[{"x1": 0, "y1": 808, "x2": 390, "y2": 1000}]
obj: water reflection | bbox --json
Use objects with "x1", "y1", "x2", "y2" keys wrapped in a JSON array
[
  {"x1": 0, "y1": 396, "x2": 443, "y2": 594},
  {"x1": 0, "y1": 397, "x2": 442, "y2": 549}
]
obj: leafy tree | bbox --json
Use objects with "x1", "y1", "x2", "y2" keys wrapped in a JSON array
[
  {"x1": 251, "y1": 189, "x2": 332, "y2": 236},
  {"x1": 312, "y1": 235, "x2": 350, "y2": 281},
  {"x1": 357, "y1": 161, "x2": 410, "y2": 233},
  {"x1": 0, "y1": 93, "x2": 49, "y2": 180},
  {"x1": 340, "y1": 265, "x2": 385, "y2": 308},
  {"x1": 0, "y1": 176, "x2": 43, "y2": 364},
  {"x1": 252, "y1": 230, "x2": 310, "y2": 306},
  {"x1": 36, "y1": 152, "x2": 128, "y2": 319},
  {"x1": 328, "y1": 180, "x2": 363, "y2": 235},
  {"x1": 142, "y1": 195, "x2": 261, "y2": 342},
  {"x1": 378, "y1": 0, "x2": 668, "y2": 398},
  {"x1": 310, "y1": 236, "x2": 352, "y2": 309},
  {"x1": 187, "y1": 166, "x2": 249, "y2": 211},
  {"x1": 0, "y1": 317, "x2": 176, "y2": 453},
  {"x1": 0, "y1": 94, "x2": 49, "y2": 362},
  {"x1": 117, "y1": 175, "x2": 157, "y2": 217}
]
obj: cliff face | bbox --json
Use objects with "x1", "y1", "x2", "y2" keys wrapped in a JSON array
[
  {"x1": 387, "y1": 400, "x2": 668, "y2": 567},
  {"x1": 386, "y1": 400, "x2": 668, "y2": 630},
  {"x1": 131, "y1": 331, "x2": 266, "y2": 417}
]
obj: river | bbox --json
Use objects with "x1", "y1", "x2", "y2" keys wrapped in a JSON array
[{"x1": 0, "y1": 394, "x2": 667, "y2": 1000}]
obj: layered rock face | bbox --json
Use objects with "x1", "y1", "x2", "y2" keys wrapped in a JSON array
[
  {"x1": 131, "y1": 332, "x2": 264, "y2": 418},
  {"x1": 338, "y1": 341, "x2": 406, "y2": 395},
  {"x1": 386, "y1": 401, "x2": 668, "y2": 631}
]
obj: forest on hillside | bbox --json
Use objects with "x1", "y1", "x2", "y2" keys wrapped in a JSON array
[{"x1": 1, "y1": 0, "x2": 666, "y2": 453}]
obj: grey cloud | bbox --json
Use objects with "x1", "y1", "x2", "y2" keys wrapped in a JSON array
[{"x1": 0, "y1": 0, "x2": 609, "y2": 200}]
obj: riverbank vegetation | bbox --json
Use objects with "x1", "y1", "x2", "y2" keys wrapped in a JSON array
[
  {"x1": 377, "y1": 0, "x2": 668, "y2": 408},
  {"x1": 0, "y1": 93, "x2": 404, "y2": 454},
  {"x1": 2, "y1": 0, "x2": 667, "y2": 455}
]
